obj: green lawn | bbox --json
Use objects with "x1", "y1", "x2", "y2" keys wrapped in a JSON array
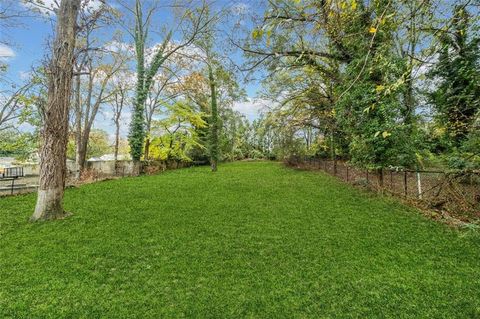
[{"x1": 1, "y1": 162, "x2": 479, "y2": 318}]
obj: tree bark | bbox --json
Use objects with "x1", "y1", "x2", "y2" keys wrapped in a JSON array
[
  {"x1": 113, "y1": 86, "x2": 124, "y2": 174},
  {"x1": 31, "y1": 0, "x2": 81, "y2": 222},
  {"x1": 144, "y1": 136, "x2": 150, "y2": 160},
  {"x1": 114, "y1": 121, "x2": 120, "y2": 162},
  {"x1": 330, "y1": 129, "x2": 337, "y2": 175},
  {"x1": 75, "y1": 139, "x2": 87, "y2": 178},
  {"x1": 208, "y1": 64, "x2": 218, "y2": 172},
  {"x1": 75, "y1": 77, "x2": 102, "y2": 179},
  {"x1": 74, "y1": 74, "x2": 83, "y2": 179},
  {"x1": 114, "y1": 118, "x2": 120, "y2": 174}
]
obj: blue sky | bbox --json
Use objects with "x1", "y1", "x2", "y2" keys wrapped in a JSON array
[{"x1": 1, "y1": 0, "x2": 267, "y2": 138}]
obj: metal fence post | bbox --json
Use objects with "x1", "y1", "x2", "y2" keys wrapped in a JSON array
[
  {"x1": 390, "y1": 171, "x2": 393, "y2": 190},
  {"x1": 379, "y1": 168, "x2": 384, "y2": 188},
  {"x1": 416, "y1": 170, "x2": 423, "y2": 199},
  {"x1": 404, "y1": 171, "x2": 408, "y2": 197}
]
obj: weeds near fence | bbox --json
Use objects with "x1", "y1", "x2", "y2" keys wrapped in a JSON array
[
  {"x1": 286, "y1": 157, "x2": 480, "y2": 224},
  {"x1": 1, "y1": 160, "x2": 200, "y2": 197}
]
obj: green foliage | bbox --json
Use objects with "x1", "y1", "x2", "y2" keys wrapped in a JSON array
[
  {"x1": 128, "y1": 103, "x2": 146, "y2": 161},
  {"x1": 67, "y1": 129, "x2": 112, "y2": 160},
  {"x1": 149, "y1": 101, "x2": 206, "y2": 161},
  {"x1": 182, "y1": 64, "x2": 247, "y2": 164},
  {"x1": 0, "y1": 130, "x2": 37, "y2": 160},
  {"x1": 334, "y1": 0, "x2": 416, "y2": 168},
  {"x1": 128, "y1": 1, "x2": 175, "y2": 162},
  {"x1": 427, "y1": 6, "x2": 480, "y2": 148},
  {"x1": 246, "y1": 0, "x2": 480, "y2": 170},
  {"x1": 88, "y1": 130, "x2": 113, "y2": 159}
]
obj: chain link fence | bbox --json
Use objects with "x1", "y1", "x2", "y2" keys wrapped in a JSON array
[{"x1": 286, "y1": 157, "x2": 480, "y2": 222}]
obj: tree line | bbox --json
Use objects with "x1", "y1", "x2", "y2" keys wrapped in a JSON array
[
  {"x1": 240, "y1": 0, "x2": 479, "y2": 171},
  {"x1": 0, "y1": 0, "x2": 256, "y2": 221}
]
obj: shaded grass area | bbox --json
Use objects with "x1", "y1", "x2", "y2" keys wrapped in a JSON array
[{"x1": 1, "y1": 161, "x2": 479, "y2": 318}]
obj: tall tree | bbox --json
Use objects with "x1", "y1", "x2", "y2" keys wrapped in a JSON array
[
  {"x1": 207, "y1": 63, "x2": 219, "y2": 171},
  {"x1": 144, "y1": 72, "x2": 179, "y2": 160},
  {"x1": 73, "y1": 46, "x2": 125, "y2": 179},
  {"x1": 72, "y1": 4, "x2": 113, "y2": 179},
  {"x1": 427, "y1": 5, "x2": 480, "y2": 147},
  {"x1": 108, "y1": 72, "x2": 132, "y2": 166},
  {"x1": 31, "y1": 0, "x2": 82, "y2": 221},
  {"x1": 126, "y1": 0, "x2": 210, "y2": 173}
]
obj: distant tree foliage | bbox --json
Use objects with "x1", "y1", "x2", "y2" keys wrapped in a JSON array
[{"x1": 240, "y1": 0, "x2": 480, "y2": 169}]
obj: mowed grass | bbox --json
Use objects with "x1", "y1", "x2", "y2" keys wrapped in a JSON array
[{"x1": 1, "y1": 162, "x2": 479, "y2": 318}]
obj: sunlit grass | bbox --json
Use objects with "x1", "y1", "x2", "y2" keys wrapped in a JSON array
[{"x1": 1, "y1": 161, "x2": 479, "y2": 318}]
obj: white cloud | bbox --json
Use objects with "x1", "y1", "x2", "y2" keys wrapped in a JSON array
[
  {"x1": 0, "y1": 44, "x2": 15, "y2": 59},
  {"x1": 19, "y1": 70, "x2": 32, "y2": 80},
  {"x1": 104, "y1": 41, "x2": 134, "y2": 54},
  {"x1": 231, "y1": 2, "x2": 250, "y2": 15},
  {"x1": 232, "y1": 98, "x2": 274, "y2": 121},
  {"x1": 96, "y1": 109, "x2": 132, "y2": 139},
  {"x1": 145, "y1": 41, "x2": 205, "y2": 68},
  {"x1": 22, "y1": 0, "x2": 103, "y2": 16}
]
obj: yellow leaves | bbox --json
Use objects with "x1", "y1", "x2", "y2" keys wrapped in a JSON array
[
  {"x1": 266, "y1": 29, "x2": 272, "y2": 47},
  {"x1": 351, "y1": 0, "x2": 357, "y2": 10},
  {"x1": 415, "y1": 152, "x2": 425, "y2": 169},
  {"x1": 369, "y1": 27, "x2": 377, "y2": 34},
  {"x1": 305, "y1": 65, "x2": 316, "y2": 76},
  {"x1": 375, "y1": 85, "x2": 385, "y2": 93},
  {"x1": 339, "y1": 0, "x2": 356, "y2": 12},
  {"x1": 374, "y1": 131, "x2": 392, "y2": 139},
  {"x1": 251, "y1": 29, "x2": 264, "y2": 40},
  {"x1": 364, "y1": 104, "x2": 375, "y2": 113}
]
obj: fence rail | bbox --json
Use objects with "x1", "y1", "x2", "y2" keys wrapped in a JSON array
[
  {"x1": 286, "y1": 157, "x2": 480, "y2": 222},
  {"x1": 0, "y1": 160, "x2": 200, "y2": 197},
  {"x1": 0, "y1": 167, "x2": 25, "y2": 195},
  {"x1": 0, "y1": 167, "x2": 24, "y2": 179}
]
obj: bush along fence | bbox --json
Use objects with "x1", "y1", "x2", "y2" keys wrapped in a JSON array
[
  {"x1": 69, "y1": 159, "x2": 197, "y2": 182},
  {"x1": 286, "y1": 156, "x2": 480, "y2": 223},
  {"x1": 0, "y1": 159, "x2": 205, "y2": 197}
]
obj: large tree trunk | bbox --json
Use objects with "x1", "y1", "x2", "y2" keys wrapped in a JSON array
[
  {"x1": 76, "y1": 121, "x2": 93, "y2": 176},
  {"x1": 132, "y1": 160, "x2": 141, "y2": 176},
  {"x1": 31, "y1": 0, "x2": 81, "y2": 222},
  {"x1": 75, "y1": 73, "x2": 96, "y2": 179}
]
